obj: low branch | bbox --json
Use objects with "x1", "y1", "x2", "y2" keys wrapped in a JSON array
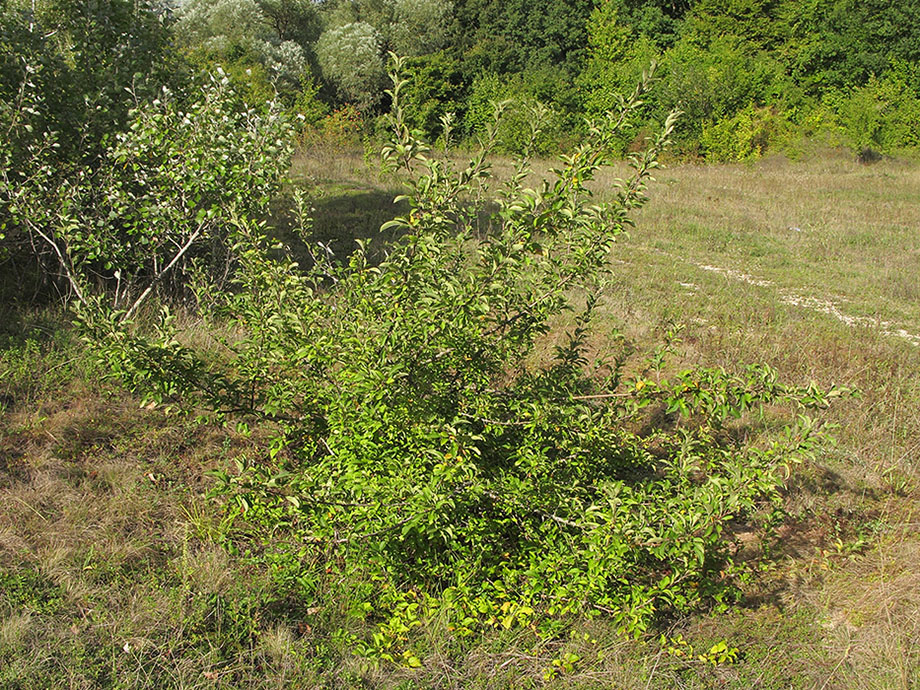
[
  {"x1": 28, "y1": 221, "x2": 86, "y2": 305},
  {"x1": 570, "y1": 392, "x2": 631, "y2": 401},
  {"x1": 122, "y1": 224, "x2": 205, "y2": 322},
  {"x1": 458, "y1": 411, "x2": 525, "y2": 427},
  {"x1": 332, "y1": 511, "x2": 420, "y2": 544},
  {"x1": 483, "y1": 489, "x2": 584, "y2": 530}
]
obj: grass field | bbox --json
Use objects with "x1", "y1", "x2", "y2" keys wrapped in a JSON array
[{"x1": 2, "y1": 147, "x2": 919, "y2": 688}]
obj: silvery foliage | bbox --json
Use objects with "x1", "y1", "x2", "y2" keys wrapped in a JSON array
[
  {"x1": 175, "y1": 0, "x2": 307, "y2": 86},
  {"x1": 258, "y1": 39, "x2": 308, "y2": 84},
  {"x1": 390, "y1": 0, "x2": 452, "y2": 56},
  {"x1": 175, "y1": 0, "x2": 268, "y2": 48},
  {"x1": 315, "y1": 21, "x2": 386, "y2": 110}
]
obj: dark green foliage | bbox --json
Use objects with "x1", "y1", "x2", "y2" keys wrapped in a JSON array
[
  {"x1": 450, "y1": 0, "x2": 593, "y2": 77},
  {"x1": 787, "y1": 0, "x2": 920, "y2": 94},
  {"x1": 399, "y1": 52, "x2": 466, "y2": 140},
  {"x1": 654, "y1": 36, "x2": 796, "y2": 153},
  {"x1": 602, "y1": 0, "x2": 689, "y2": 48},
  {"x1": 682, "y1": 0, "x2": 787, "y2": 51}
]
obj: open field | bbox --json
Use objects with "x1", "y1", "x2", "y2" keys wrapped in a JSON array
[{"x1": 2, "y1": 148, "x2": 919, "y2": 688}]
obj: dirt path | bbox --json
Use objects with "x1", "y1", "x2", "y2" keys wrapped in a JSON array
[{"x1": 638, "y1": 248, "x2": 920, "y2": 347}]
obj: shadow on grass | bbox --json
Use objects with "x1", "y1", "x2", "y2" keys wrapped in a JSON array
[
  {"x1": 0, "y1": 252, "x2": 66, "y2": 350},
  {"x1": 270, "y1": 182, "x2": 503, "y2": 271},
  {"x1": 269, "y1": 188, "x2": 409, "y2": 268}
]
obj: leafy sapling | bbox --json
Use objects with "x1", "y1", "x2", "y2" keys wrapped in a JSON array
[{"x1": 84, "y1": 57, "x2": 845, "y2": 657}]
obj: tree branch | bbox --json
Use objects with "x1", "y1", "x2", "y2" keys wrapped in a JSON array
[
  {"x1": 27, "y1": 221, "x2": 86, "y2": 305},
  {"x1": 122, "y1": 223, "x2": 205, "y2": 322}
]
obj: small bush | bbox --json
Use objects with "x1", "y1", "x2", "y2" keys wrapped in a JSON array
[
  {"x1": 464, "y1": 72, "x2": 567, "y2": 155},
  {"x1": 3, "y1": 72, "x2": 294, "y2": 315},
  {"x1": 838, "y1": 74, "x2": 920, "y2": 152},
  {"x1": 315, "y1": 22, "x2": 386, "y2": 113},
  {"x1": 298, "y1": 103, "x2": 363, "y2": 152},
  {"x1": 397, "y1": 52, "x2": 465, "y2": 142},
  {"x1": 700, "y1": 105, "x2": 793, "y2": 162},
  {"x1": 80, "y1": 58, "x2": 843, "y2": 659}
]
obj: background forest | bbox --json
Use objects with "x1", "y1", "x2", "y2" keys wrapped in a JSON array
[
  {"x1": 4, "y1": 0, "x2": 920, "y2": 166},
  {"x1": 176, "y1": 0, "x2": 920, "y2": 159}
]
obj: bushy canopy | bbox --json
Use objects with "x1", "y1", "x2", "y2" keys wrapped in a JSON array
[{"x1": 315, "y1": 21, "x2": 386, "y2": 111}]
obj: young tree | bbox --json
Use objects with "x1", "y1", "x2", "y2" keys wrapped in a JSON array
[
  {"x1": 578, "y1": 1, "x2": 660, "y2": 120},
  {"x1": 2, "y1": 67, "x2": 294, "y2": 312},
  {"x1": 174, "y1": 0, "x2": 315, "y2": 94},
  {"x1": 1, "y1": 0, "x2": 175, "y2": 163},
  {"x1": 390, "y1": 0, "x2": 453, "y2": 56},
  {"x1": 315, "y1": 21, "x2": 386, "y2": 111},
  {"x1": 0, "y1": 0, "x2": 180, "y2": 283},
  {"x1": 80, "y1": 59, "x2": 842, "y2": 654}
]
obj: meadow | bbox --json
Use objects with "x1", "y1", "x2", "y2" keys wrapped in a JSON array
[{"x1": 1, "y1": 146, "x2": 919, "y2": 689}]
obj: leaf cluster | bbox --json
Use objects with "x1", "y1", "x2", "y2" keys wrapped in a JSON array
[{"x1": 3, "y1": 71, "x2": 294, "y2": 314}]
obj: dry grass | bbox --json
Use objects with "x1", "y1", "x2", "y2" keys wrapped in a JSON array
[
  {"x1": 0, "y1": 365, "x2": 294, "y2": 688},
  {"x1": 2, "y1": 146, "x2": 919, "y2": 688},
  {"x1": 629, "y1": 152, "x2": 920, "y2": 325},
  {"x1": 595, "y1": 149, "x2": 920, "y2": 689}
]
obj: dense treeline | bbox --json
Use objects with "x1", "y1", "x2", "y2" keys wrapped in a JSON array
[
  {"x1": 164, "y1": 0, "x2": 920, "y2": 159},
  {"x1": 2, "y1": 0, "x2": 919, "y2": 165}
]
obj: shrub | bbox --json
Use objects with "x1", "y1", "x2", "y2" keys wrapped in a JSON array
[
  {"x1": 837, "y1": 74, "x2": 920, "y2": 152},
  {"x1": 315, "y1": 22, "x2": 386, "y2": 113},
  {"x1": 3, "y1": 72, "x2": 294, "y2": 315},
  {"x1": 700, "y1": 105, "x2": 793, "y2": 162},
  {"x1": 398, "y1": 52, "x2": 465, "y2": 142},
  {"x1": 656, "y1": 36, "x2": 794, "y2": 154},
  {"x1": 82, "y1": 58, "x2": 843, "y2": 658},
  {"x1": 463, "y1": 72, "x2": 567, "y2": 155},
  {"x1": 297, "y1": 104, "x2": 363, "y2": 161},
  {"x1": 0, "y1": 0, "x2": 177, "y2": 163},
  {"x1": 291, "y1": 77, "x2": 329, "y2": 126},
  {"x1": 0, "y1": 0, "x2": 178, "y2": 264}
]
